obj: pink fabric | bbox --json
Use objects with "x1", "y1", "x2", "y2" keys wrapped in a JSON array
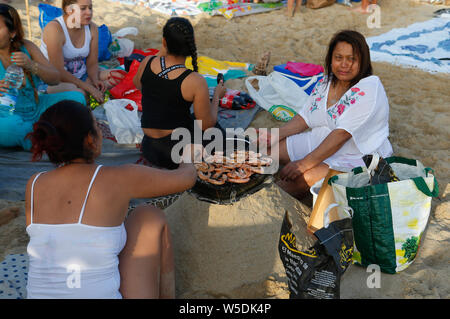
[{"x1": 285, "y1": 61, "x2": 324, "y2": 77}]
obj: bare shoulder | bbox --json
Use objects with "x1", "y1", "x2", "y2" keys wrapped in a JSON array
[
  {"x1": 43, "y1": 21, "x2": 64, "y2": 43},
  {"x1": 89, "y1": 22, "x2": 98, "y2": 35},
  {"x1": 185, "y1": 71, "x2": 207, "y2": 88},
  {"x1": 43, "y1": 20, "x2": 63, "y2": 35}
]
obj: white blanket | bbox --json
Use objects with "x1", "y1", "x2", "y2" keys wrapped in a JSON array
[{"x1": 367, "y1": 18, "x2": 450, "y2": 73}]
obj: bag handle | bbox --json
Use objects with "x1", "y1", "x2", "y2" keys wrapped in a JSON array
[
  {"x1": 412, "y1": 176, "x2": 439, "y2": 197},
  {"x1": 272, "y1": 71, "x2": 322, "y2": 90},
  {"x1": 323, "y1": 203, "x2": 353, "y2": 228}
]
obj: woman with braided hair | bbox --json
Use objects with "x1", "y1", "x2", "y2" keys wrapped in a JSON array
[
  {"x1": 0, "y1": 4, "x2": 86, "y2": 151},
  {"x1": 134, "y1": 17, "x2": 226, "y2": 169}
]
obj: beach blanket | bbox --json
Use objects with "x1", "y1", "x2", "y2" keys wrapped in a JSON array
[
  {"x1": 0, "y1": 254, "x2": 28, "y2": 299},
  {"x1": 108, "y1": 0, "x2": 285, "y2": 18},
  {"x1": 367, "y1": 18, "x2": 450, "y2": 73}
]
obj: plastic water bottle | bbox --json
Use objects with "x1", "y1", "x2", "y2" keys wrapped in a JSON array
[{"x1": 0, "y1": 64, "x2": 24, "y2": 115}]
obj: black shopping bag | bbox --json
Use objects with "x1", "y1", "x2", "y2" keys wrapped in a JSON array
[{"x1": 278, "y1": 211, "x2": 354, "y2": 299}]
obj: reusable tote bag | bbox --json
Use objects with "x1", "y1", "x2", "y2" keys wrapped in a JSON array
[
  {"x1": 328, "y1": 156, "x2": 439, "y2": 274},
  {"x1": 245, "y1": 72, "x2": 312, "y2": 121}
]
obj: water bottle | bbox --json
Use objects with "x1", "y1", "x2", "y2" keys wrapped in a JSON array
[{"x1": 0, "y1": 64, "x2": 24, "y2": 115}]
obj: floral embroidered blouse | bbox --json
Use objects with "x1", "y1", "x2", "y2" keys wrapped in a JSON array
[{"x1": 298, "y1": 75, "x2": 393, "y2": 170}]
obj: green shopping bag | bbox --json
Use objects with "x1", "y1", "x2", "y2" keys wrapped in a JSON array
[{"x1": 328, "y1": 156, "x2": 439, "y2": 274}]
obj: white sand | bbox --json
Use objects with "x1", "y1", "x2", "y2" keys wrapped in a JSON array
[{"x1": 1, "y1": 0, "x2": 449, "y2": 298}]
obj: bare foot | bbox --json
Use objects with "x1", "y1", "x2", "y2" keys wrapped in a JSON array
[{"x1": 0, "y1": 207, "x2": 20, "y2": 226}]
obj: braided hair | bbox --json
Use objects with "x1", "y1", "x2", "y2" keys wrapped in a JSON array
[
  {"x1": 163, "y1": 17, "x2": 198, "y2": 72},
  {"x1": 0, "y1": 4, "x2": 38, "y2": 103}
]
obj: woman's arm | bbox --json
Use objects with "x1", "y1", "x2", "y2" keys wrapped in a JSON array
[
  {"x1": 280, "y1": 128, "x2": 352, "y2": 180},
  {"x1": 85, "y1": 23, "x2": 101, "y2": 88},
  {"x1": 111, "y1": 162, "x2": 197, "y2": 200},
  {"x1": 13, "y1": 40, "x2": 60, "y2": 85},
  {"x1": 189, "y1": 74, "x2": 226, "y2": 130},
  {"x1": 278, "y1": 114, "x2": 309, "y2": 141},
  {"x1": 133, "y1": 55, "x2": 153, "y2": 90}
]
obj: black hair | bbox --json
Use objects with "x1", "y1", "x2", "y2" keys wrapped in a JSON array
[
  {"x1": 26, "y1": 100, "x2": 99, "y2": 165},
  {"x1": 324, "y1": 30, "x2": 373, "y2": 88},
  {"x1": 163, "y1": 17, "x2": 198, "y2": 72}
]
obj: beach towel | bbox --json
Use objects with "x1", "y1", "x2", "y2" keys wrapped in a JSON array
[
  {"x1": 367, "y1": 18, "x2": 450, "y2": 73},
  {"x1": 185, "y1": 55, "x2": 251, "y2": 77},
  {"x1": 0, "y1": 254, "x2": 28, "y2": 299}
]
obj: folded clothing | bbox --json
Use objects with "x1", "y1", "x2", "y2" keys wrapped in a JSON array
[{"x1": 285, "y1": 61, "x2": 324, "y2": 77}]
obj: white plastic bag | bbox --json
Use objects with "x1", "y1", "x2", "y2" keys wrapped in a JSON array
[
  {"x1": 103, "y1": 99, "x2": 143, "y2": 144},
  {"x1": 109, "y1": 27, "x2": 138, "y2": 58},
  {"x1": 245, "y1": 72, "x2": 311, "y2": 114}
]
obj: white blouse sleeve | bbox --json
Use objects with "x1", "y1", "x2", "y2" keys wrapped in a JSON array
[
  {"x1": 335, "y1": 76, "x2": 390, "y2": 155},
  {"x1": 298, "y1": 79, "x2": 326, "y2": 128}
]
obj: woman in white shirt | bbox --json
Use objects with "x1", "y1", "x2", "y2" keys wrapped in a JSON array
[
  {"x1": 25, "y1": 100, "x2": 197, "y2": 298},
  {"x1": 270, "y1": 30, "x2": 393, "y2": 200},
  {"x1": 40, "y1": 0, "x2": 124, "y2": 103}
]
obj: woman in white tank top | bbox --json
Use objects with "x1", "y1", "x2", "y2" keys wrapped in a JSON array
[
  {"x1": 40, "y1": 0, "x2": 125, "y2": 104},
  {"x1": 25, "y1": 100, "x2": 197, "y2": 298}
]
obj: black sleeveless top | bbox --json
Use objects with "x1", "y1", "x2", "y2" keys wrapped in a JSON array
[{"x1": 140, "y1": 56, "x2": 194, "y2": 130}]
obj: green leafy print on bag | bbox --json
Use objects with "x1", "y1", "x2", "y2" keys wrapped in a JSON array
[{"x1": 402, "y1": 236, "x2": 420, "y2": 262}]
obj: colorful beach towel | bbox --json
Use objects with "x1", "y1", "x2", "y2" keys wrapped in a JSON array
[
  {"x1": 367, "y1": 18, "x2": 450, "y2": 73},
  {"x1": 108, "y1": 0, "x2": 285, "y2": 18}
]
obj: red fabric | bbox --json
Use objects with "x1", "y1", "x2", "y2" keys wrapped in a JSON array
[
  {"x1": 285, "y1": 61, "x2": 324, "y2": 77},
  {"x1": 109, "y1": 60, "x2": 143, "y2": 111}
]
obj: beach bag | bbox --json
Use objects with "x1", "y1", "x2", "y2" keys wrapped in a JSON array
[
  {"x1": 109, "y1": 27, "x2": 138, "y2": 58},
  {"x1": 306, "y1": 0, "x2": 336, "y2": 9},
  {"x1": 110, "y1": 60, "x2": 142, "y2": 111},
  {"x1": 278, "y1": 206, "x2": 354, "y2": 299},
  {"x1": 245, "y1": 72, "x2": 310, "y2": 121},
  {"x1": 103, "y1": 99, "x2": 143, "y2": 144},
  {"x1": 328, "y1": 155, "x2": 439, "y2": 274}
]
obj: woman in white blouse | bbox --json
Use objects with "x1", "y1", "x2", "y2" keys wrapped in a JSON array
[{"x1": 273, "y1": 30, "x2": 393, "y2": 200}]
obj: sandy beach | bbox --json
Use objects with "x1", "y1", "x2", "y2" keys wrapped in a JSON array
[{"x1": 1, "y1": 0, "x2": 449, "y2": 298}]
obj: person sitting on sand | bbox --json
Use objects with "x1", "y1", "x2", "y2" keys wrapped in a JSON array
[
  {"x1": 133, "y1": 17, "x2": 227, "y2": 170},
  {"x1": 40, "y1": 0, "x2": 125, "y2": 104},
  {"x1": 0, "y1": 4, "x2": 85, "y2": 151},
  {"x1": 25, "y1": 100, "x2": 197, "y2": 298},
  {"x1": 263, "y1": 30, "x2": 393, "y2": 200}
]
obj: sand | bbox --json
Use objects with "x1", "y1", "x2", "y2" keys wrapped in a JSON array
[{"x1": 0, "y1": 0, "x2": 449, "y2": 298}]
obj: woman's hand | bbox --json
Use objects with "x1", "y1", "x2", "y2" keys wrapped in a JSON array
[
  {"x1": 279, "y1": 159, "x2": 308, "y2": 181},
  {"x1": 0, "y1": 80, "x2": 9, "y2": 95},
  {"x1": 93, "y1": 79, "x2": 106, "y2": 93},
  {"x1": 255, "y1": 128, "x2": 273, "y2": 147},
  {"x1": 214, "y1": 80, "x2": 227, "y2": 99},
  {"x1": 10, "y1": 51, "x2": 33, "y2": 71},
  {"x1": 87, "y1": 85, "x2": 105, "y2": 104}
]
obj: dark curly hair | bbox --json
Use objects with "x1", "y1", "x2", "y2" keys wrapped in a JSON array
[
  {"x1": 324, "y1": 30, "x2": 373, "y2": 88},
  {"x1": 163, "y1": 17, "x2": 198, "y2": 72},
  {"x1": 26, "y1": 100, "x2": 99, "y2": 165}
]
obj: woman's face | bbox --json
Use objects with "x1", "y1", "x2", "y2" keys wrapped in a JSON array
[
  {"x1": 0, "y1": 16, "x2": 14, "y2": 50},
  {"x1": 331, "y1": 41, "x2": 360, "y2": 84},
  {"x1": 66, "y1": 0, "x2": 93, "y2": 26}
]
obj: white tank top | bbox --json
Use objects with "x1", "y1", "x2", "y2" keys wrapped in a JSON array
[
  {"x1": 40, "y1": 15, "x2": 91, "y2": 79},
  {"x1": 26, "y1": 165, "x2": 127, "y2": 299}
]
